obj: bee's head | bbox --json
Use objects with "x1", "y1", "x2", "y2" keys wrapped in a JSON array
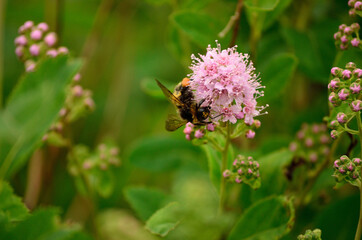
[{"x1": 197, "y1": 106, "x2": 210, "y2": 121}]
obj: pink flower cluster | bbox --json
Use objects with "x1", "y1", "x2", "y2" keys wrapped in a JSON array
[
  {"x1": 289, "y1": 123, "x2": 330, "y2": 164},
  {"x1": 348, "y1": 0, "x2": 362, "y2": 16},
  {"x1": 183, "y1": 122, "x2": 215, "y2": 141},
  {"x1": 188, "y1": 42, "x2": 266, "y2": 125},
  {"x1": 333, "y1": 23, "x2": 361, "y2": 50},
  {"x1": 223, "y1": 155, "x2": 260, "y2": 189},
  {"x1": 14, "y1": 21, "x2": 69, "y2": 72},
  {"x1": 333, "y1": 155, "x2": 361, "y2": 185}
]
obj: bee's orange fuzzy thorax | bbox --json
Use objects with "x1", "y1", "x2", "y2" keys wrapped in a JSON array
[{"x1": 181, "y1": 78, "x2": 190, "y2": 87}]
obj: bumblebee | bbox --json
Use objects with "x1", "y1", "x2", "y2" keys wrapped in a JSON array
[{"x1": 156, "y1": 78, "x2": 211, "y2": 131}]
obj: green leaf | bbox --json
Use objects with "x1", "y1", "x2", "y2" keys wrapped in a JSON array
[
  {"x1": 140, "y1": 78, "x2": 175, "y2": 100},
  {"x1": 0, "y1": 181, "x2": 29, "y2": 222},
  {"x1": 95, "y1": 169, "x2": 114, "y2": 198},
  {"x1": 260, "y1": 53, "x2": 297, "y2": 103},
  {"x1": 201, "y1": 144, "x2": 221, "y2": 191},
  {"x1": 2, "y1": 208, "x2": 58, "y2": 240},
  {"x1": 262, "y1": 0, "x2": 292, "y2": 30},
  {"x1": 0, "y1": 56, "x2": 82, "y2": 178},
  {"x1": 124, "y1": 186, "x2": 168, "y2": 221},
  {"x1": 172, "y1": 11, "x2": 223, "y2": 47},
  {"x1": 240, "y1": 149, "x2": 293, "y2": 209},
  {"x1": 127, "y1": 136, "x2": 202, "y2": 172},
  {"x1": 281, "y1": 28, "x2": 326, "y2": 83},
  {"x1": 179, "y1": 0, "x2": 217, "y2": 10},
  {"x1": 144, "y1": 0, "x2": 171, "y2": 5},
  {"x1": 245, "y1": 0, "x2": 279, "y2": 11},
  {"x1": 228, "y1": 196, "x2": 294, "y2": 240},
  {"x1": 145, "y1": 202, "x2": 181, "y2": 237}
]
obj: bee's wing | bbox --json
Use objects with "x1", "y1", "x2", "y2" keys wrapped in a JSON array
[
  {"x1": 166, "y1": 114, "x2": 187, "y2": 131},
  {"x1": 155, "y1": 79, "x2": 185, "y2": 107}
]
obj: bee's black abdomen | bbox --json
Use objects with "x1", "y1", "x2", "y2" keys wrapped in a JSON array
[{"x1": 179, "y1": 108, "x2": 194, "y2": 122}]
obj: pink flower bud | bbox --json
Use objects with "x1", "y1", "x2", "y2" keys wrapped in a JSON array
[
  {"x1": 334, "y1": 160, "x2": 340, "y2": 168},
  {"x1": 42, "y1": 134, "x2": 48, "y2": 142},
  {"x1": 186, "y1": 122, "x2": 194, "y2": 128},
  {"x1": 351, "y1": 100, "x2": 362, "y2": 112},
  {"x1": 353, "y1": 69, "x2": 362, "y2": 78},
  {"x1": 344, "y1": 27, "x2": 353, "y2": 35},
  {"x1": 309, "y1": 152, "x2": 318, "y2": 163},
  {"x1": 254, "y1": 161, "x2": 260, "y2": 168},
  {"x1": 14, "y1": 35, "x2": 27, "y2": 46},
  {"x1": 237, "y1": 168, "x2": 243, "y2": 175},
  {"x1": 25, "y1": 60, "x2": 36, "y2": 72},
  {"x1": 235, "y1": 111, "x2": 244, "y2": 119},
  {"x1": 46, "y1": 49, "x2": 58, "y2": 58},
  {"x1": 29, "y1": 44, "x2": 40, "y2": 56},
  {"x1": 254, "y1": 119, "x2": 261, "y2": 128},
  {"x1": 337, "y1": 112, "x2": 347, "y2": 124},
  {"x1": 340, "y1": 155, "x2": 349, "y2": 162},
  {"x1": 342, "y1": 70, "x2": 352, "y2": 79},
  {"x1": 305, "y1": 138, "x2": 313, "y2": 147},
  {"x1": 353, "y1": 158, "x2": 361, "y2": 165},
  {"x1": 330, "y1": 120, "x2": 339, "y2": 129},
  {"x1": 72, "y1": 85, "x2": 83, "y2": 97},
  {"x1": 73, "y1": 73, "x2": 81, "y2": 82},
  {"x1": 351, "y1": 38, "x2": 360, "y2": 47},
  {"x1": 339, "y1": 24, "x2": 347, "y2": 31},
  {"x1": 339, "y1": 168, "x2": 346, "y2": 173},
  {"x1": 183, "y1": 126, "x2": 193, "y2": 135},
  {"x1": 330, "y1": 130, "x2": 339, "y2": 139},
  {"x1": 355, "y1": 1, "x2": 362, "y2": 10},
  {"x1": 340, "y1": 44, "x2": 348, "y2": 50},
  {"x1": 328, "y1": 79, "x2": 340, "y2": 90},
  {"x1": 84, "y1": 97, "x2": 95, "y2": 109},
  {"x1": 206, "y1": 123, "x2": 215, "y2": 131},
  {"x1": 37, "y1": 22, "x2": 49, "y2": 32},
  {"x1": 349, "y1": 9, "x2": 356, "y2": 16},
  {"x1": 289, "y1": 142, "x2": 297, "y2": 151},
  {"x1": 185, "y1": 134, "x2": 191, "y2": 141},
  {"x1": 58, "y1": 47, "x2": 69, "y2": 55},
  {"x1": 194, "y1": 129, "x2": 204, "y2": 139},
  {"x1": 223, "y1": 170, "x2": 231, "y2": 178},
  {"x1": 235, "y1": 176, "x2": 242, "y2": 183},
  {"x1": 351, "y1": 23, "x2": 360, "y2": 31},
  {"x1": 233, "y1": 159, "x2": 238, "y2": 166},
  {"x1": 338, "y1": 88, "x2": 349, "y2": 100},
  {"x1": 349, "y1": 0, "x2": 357, "y2": 7},
  {"x1": 30, "y1": 29, "x2": 42, "y2": 40},
  {"x1": 247, "y1": 168, "x2": 253, "y2": 174},
  {"x1": 23, "y1": 20, "x2": 34, "y2": 30},
  {"x1": 15, "y1": 46, "x2": 24, "y2": 57},
  {"x1": 331, "y1": 67, "x2": 341, "y2": 76},
  {"x1": 348, "y1": 163, "x2": 354, "y2": 171},
  {"x1": 44, "y1": 32, "x2": 57, "y2": 47},
  {"x1": 320, "y1": 134, "x2": 329, "y2": 144},
  {"x1": 297, "y1": 130, "x2": 305, "y2": 139},
  {"x1": 245, "y1": 129, "x2": 255, "y2": 139},
  {"x1": 340, "y1": 36, "x2": 348, "y2": 44},
  {"x1": 59, "y1": 108, "x2": 67, "y2": 117},
  {"x1": 334, "y1": 32, "x2": 341, "y2": 40},
  {"x1": 329, "y1": 92, "x2": 339, "y2": 105}
]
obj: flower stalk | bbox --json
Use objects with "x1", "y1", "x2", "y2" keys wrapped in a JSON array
[
  {"x1": 355, "y1": 112, "x2": 362, "y2": 240},
  {"x1": 219, "y1": 123, "x2": 231, "y2": 214}
]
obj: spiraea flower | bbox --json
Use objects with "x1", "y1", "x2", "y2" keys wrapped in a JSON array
[{"x1": 188, "y1": 41, "x2": 266, "y2": 125}]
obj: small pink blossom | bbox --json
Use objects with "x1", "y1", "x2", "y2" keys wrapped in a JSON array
[
  {"x1": 341, "y1": 36, "x2": 348, "y2": 44},
  {"x1": 305, "y1": 138, "x2": 313, "y2": 147},
  {"x1": 245, "y1": 129, "x2": 255, "y2": 139},
  {"x1": 73, "y1": 73, "x2": 82, "y2": 82},
  {"x1": 351, "y1": 100, "x2": 362, "y2": 112},
  {"x1": 235, "y1": 176, "x2": 242, "y2": 183},
  {"x1": 185, "y1": 134, "x2": 191, "y2": 141},
  {"x1": 350, "y1": 83, "x2": 361, "y2": 94},
  {"x1": 183, "y1": 126, "x2": 193, "y2": 135},
  {"x1": 342, "y1": 70, "x2": 352, "y2": 79},
  {"x1": 309, "y1": 152, "x2": 318, "y2": 163},
  {"x1": 339, "y1": 168, "x2": 346, "y2": 174},
  {"x1": 334, "y1": 160, "x2": 339, "y2": 168},
  {"x1": 46, "y1": 49, "x2": 58, "y2": 58},
  {"x1": 29, "y1": 44, "x2": 40, "y2": 56},
  {"x1": 354, "y1": 158, "x2": 361, "y2": 165},
  {"x1": 206, "y1": 123, "x2": 215, "y2": 131},
  {"x1": 30, "y1": 29, "x2": 43, "y2": 40},
  {"x1": 58, "y1": 46, "x2": 69, "y2": 54},
  {"x1": 320, "y1": 134, "x2": 330, "y2": 144},
  {"x1": 194, "y1": 129, "x2": 204, "y2": 139},
  {"x1": 15, "y1": 46, "x2": 24, "y2": 57},
  {"x1": 355, "y1": 1, "x2": 362, "y2": 10},
  {"x1": 353, "y1": 68, "x2": 362, "y2": 78},
  {"x1": 247, "y1": 168, "x2": 253, "y2": 174},
  {"x1": 351, "y1": 38, "x2": 360, "y2": 47},
  {"x1": 336, "y1": 112, "x2": 347, "y2": 124},
  {"x1": 223, "y1": 170, "x2": 231, "y2": 178},
  {"x1": 14, "y1": 35, "x2": 27, "y2": 46},
  {"x1": 44, "y1": 32, "x2": 57, "y2": 47},
  {"x1": 237, "y1": 169, "x2": 242, "y2": 175},
  {"x1": 338, "y1": 88, "x2": 349, "y2": 100},
  {"x1": 328, "y1": 79, "x2": 340, "y2": 90},
  {"x1": 331, "y1": 67, "x2": 341, "y2": 76},
  {"x1": 37, "y1": 22, "x2": 49, "y2": 32}
]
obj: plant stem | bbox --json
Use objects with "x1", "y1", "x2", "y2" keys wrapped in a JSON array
[
  {"x1": 354, "y1": 112, "x2": 362, "y2": 240},
  {"x1": 219, "y1": 123, "x2": 231, "y2": 214},
  {"x1": 0, "y1": 0, "x2": 6, "y2": 109}
]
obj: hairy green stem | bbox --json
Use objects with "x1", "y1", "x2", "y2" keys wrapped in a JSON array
[
  {"x1": 219, "y1": 123, "x2": 231, "y2": 214},
  {"x1": 354, "y1": 113, "x2": 362, "y2": 240}
]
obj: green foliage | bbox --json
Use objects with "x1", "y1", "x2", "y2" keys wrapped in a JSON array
[
  {"x1": 260, "y1": 53, "x2": 297, "y2": 103},
  {"x1": 124, "y1": 186, "x2": 169, "y2": 221},
  {"x1": 228, "y1": 196, "x2": 294, "y2": 240},
  {"x1": 171, "y1": 11, "x2": 223, "y2": 47},
  {"x1": 0, "y1": 56, "x2": 82, "y2": 178},
  {"x1": 0, "y1": 181, "x2": 29, "y2": 222},
  {"x1": 145, "y1": 202, "x2": 181, "y2": 237},
  {"x1": 127, "y1": 136, "x2": 202, "y2": 172}
]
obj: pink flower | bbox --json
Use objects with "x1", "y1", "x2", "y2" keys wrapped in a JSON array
[
  {"x1": 245, "y1": 129, "x2": 255, "y2": 139},
  {"x1": 340, "y1": 36, "x2": 348, "y2": 44},
  {"x1": 29, "y1": 44, "x2": 40, "y2": 56},
  {"x1": 194, "y1": 129, "x2": 204, "y2": 139},
  {"x1": 30, "y1": 29, "x2": 43, "y2": 40},
  {"x1": 14, "y1": 35, "x2": 27, "y2": 46},
  {"x1": 44, "y1": 32, "x2": 57, "y2": 47},
  {"x1": 342, "y1": 70, "x2": 352, "y2": 79},
  {"x1": 188, "y1": 42, "x2": 265, "y2": 124},
  {"x1": 183, "y1": 126, "x2": 193, "y2": 135},
  {"x1": 338, "y1": 88, "x2": 349, "y2": 100},
  {"x1": 351, "y1": 100, "x2": 362, "y2": 112},
  {"x1": 206, "y1": 123, "x2": 215, "y2": 131},
  {"x1": 37, "y1": 22, "x2": 49, "y2": 32},
  {"x1": 351, "y1": 38, "x2": 360, "y2": 47},
  {"x1": 46, "y1": 49, "x2": 58, "y2": 58}
]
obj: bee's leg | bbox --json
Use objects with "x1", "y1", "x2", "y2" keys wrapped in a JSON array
[
  {"x1": 197, "y1": 99, "x2": 206, "y2": 108},
  {"x1": 211, "y1": 113, "x2": 223, "y2": 119}
]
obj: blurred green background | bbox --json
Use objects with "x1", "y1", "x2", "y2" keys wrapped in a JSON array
[{"x1": 2, "y1": 0, "x2": 362, "y2": 239}]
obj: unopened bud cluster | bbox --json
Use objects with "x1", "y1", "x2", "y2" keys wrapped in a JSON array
[
  {"x1": 297, "y1": 229, "x2": 322, "y2": 240},
  {"x1": 42, "y1": 73, "x2": 95, "y2": 146},
  {"x1": 289, "y1": 123, "x2": 330, "y2": 164},
  {"x1": 333, "y1": 155, "x2": 361, "y2": 187},
  {"x1": 14, "y1": 21, "x2": 69, "y2": 72},
  {"x1": 183, "y1": 122, "x2": 215, "y2": 141},
  {"x1": 223, "y1": 155, "x2": 261, "y2": 189},
  {"x1": 348, "y1": 0, "x2": 362, "y2": 17},
  {"x1": 334, "y1": 23, "x2": 361, "y2": 50},
  {"x1": 68, "y1": 143, "x2": 121, "y2": 177}
]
